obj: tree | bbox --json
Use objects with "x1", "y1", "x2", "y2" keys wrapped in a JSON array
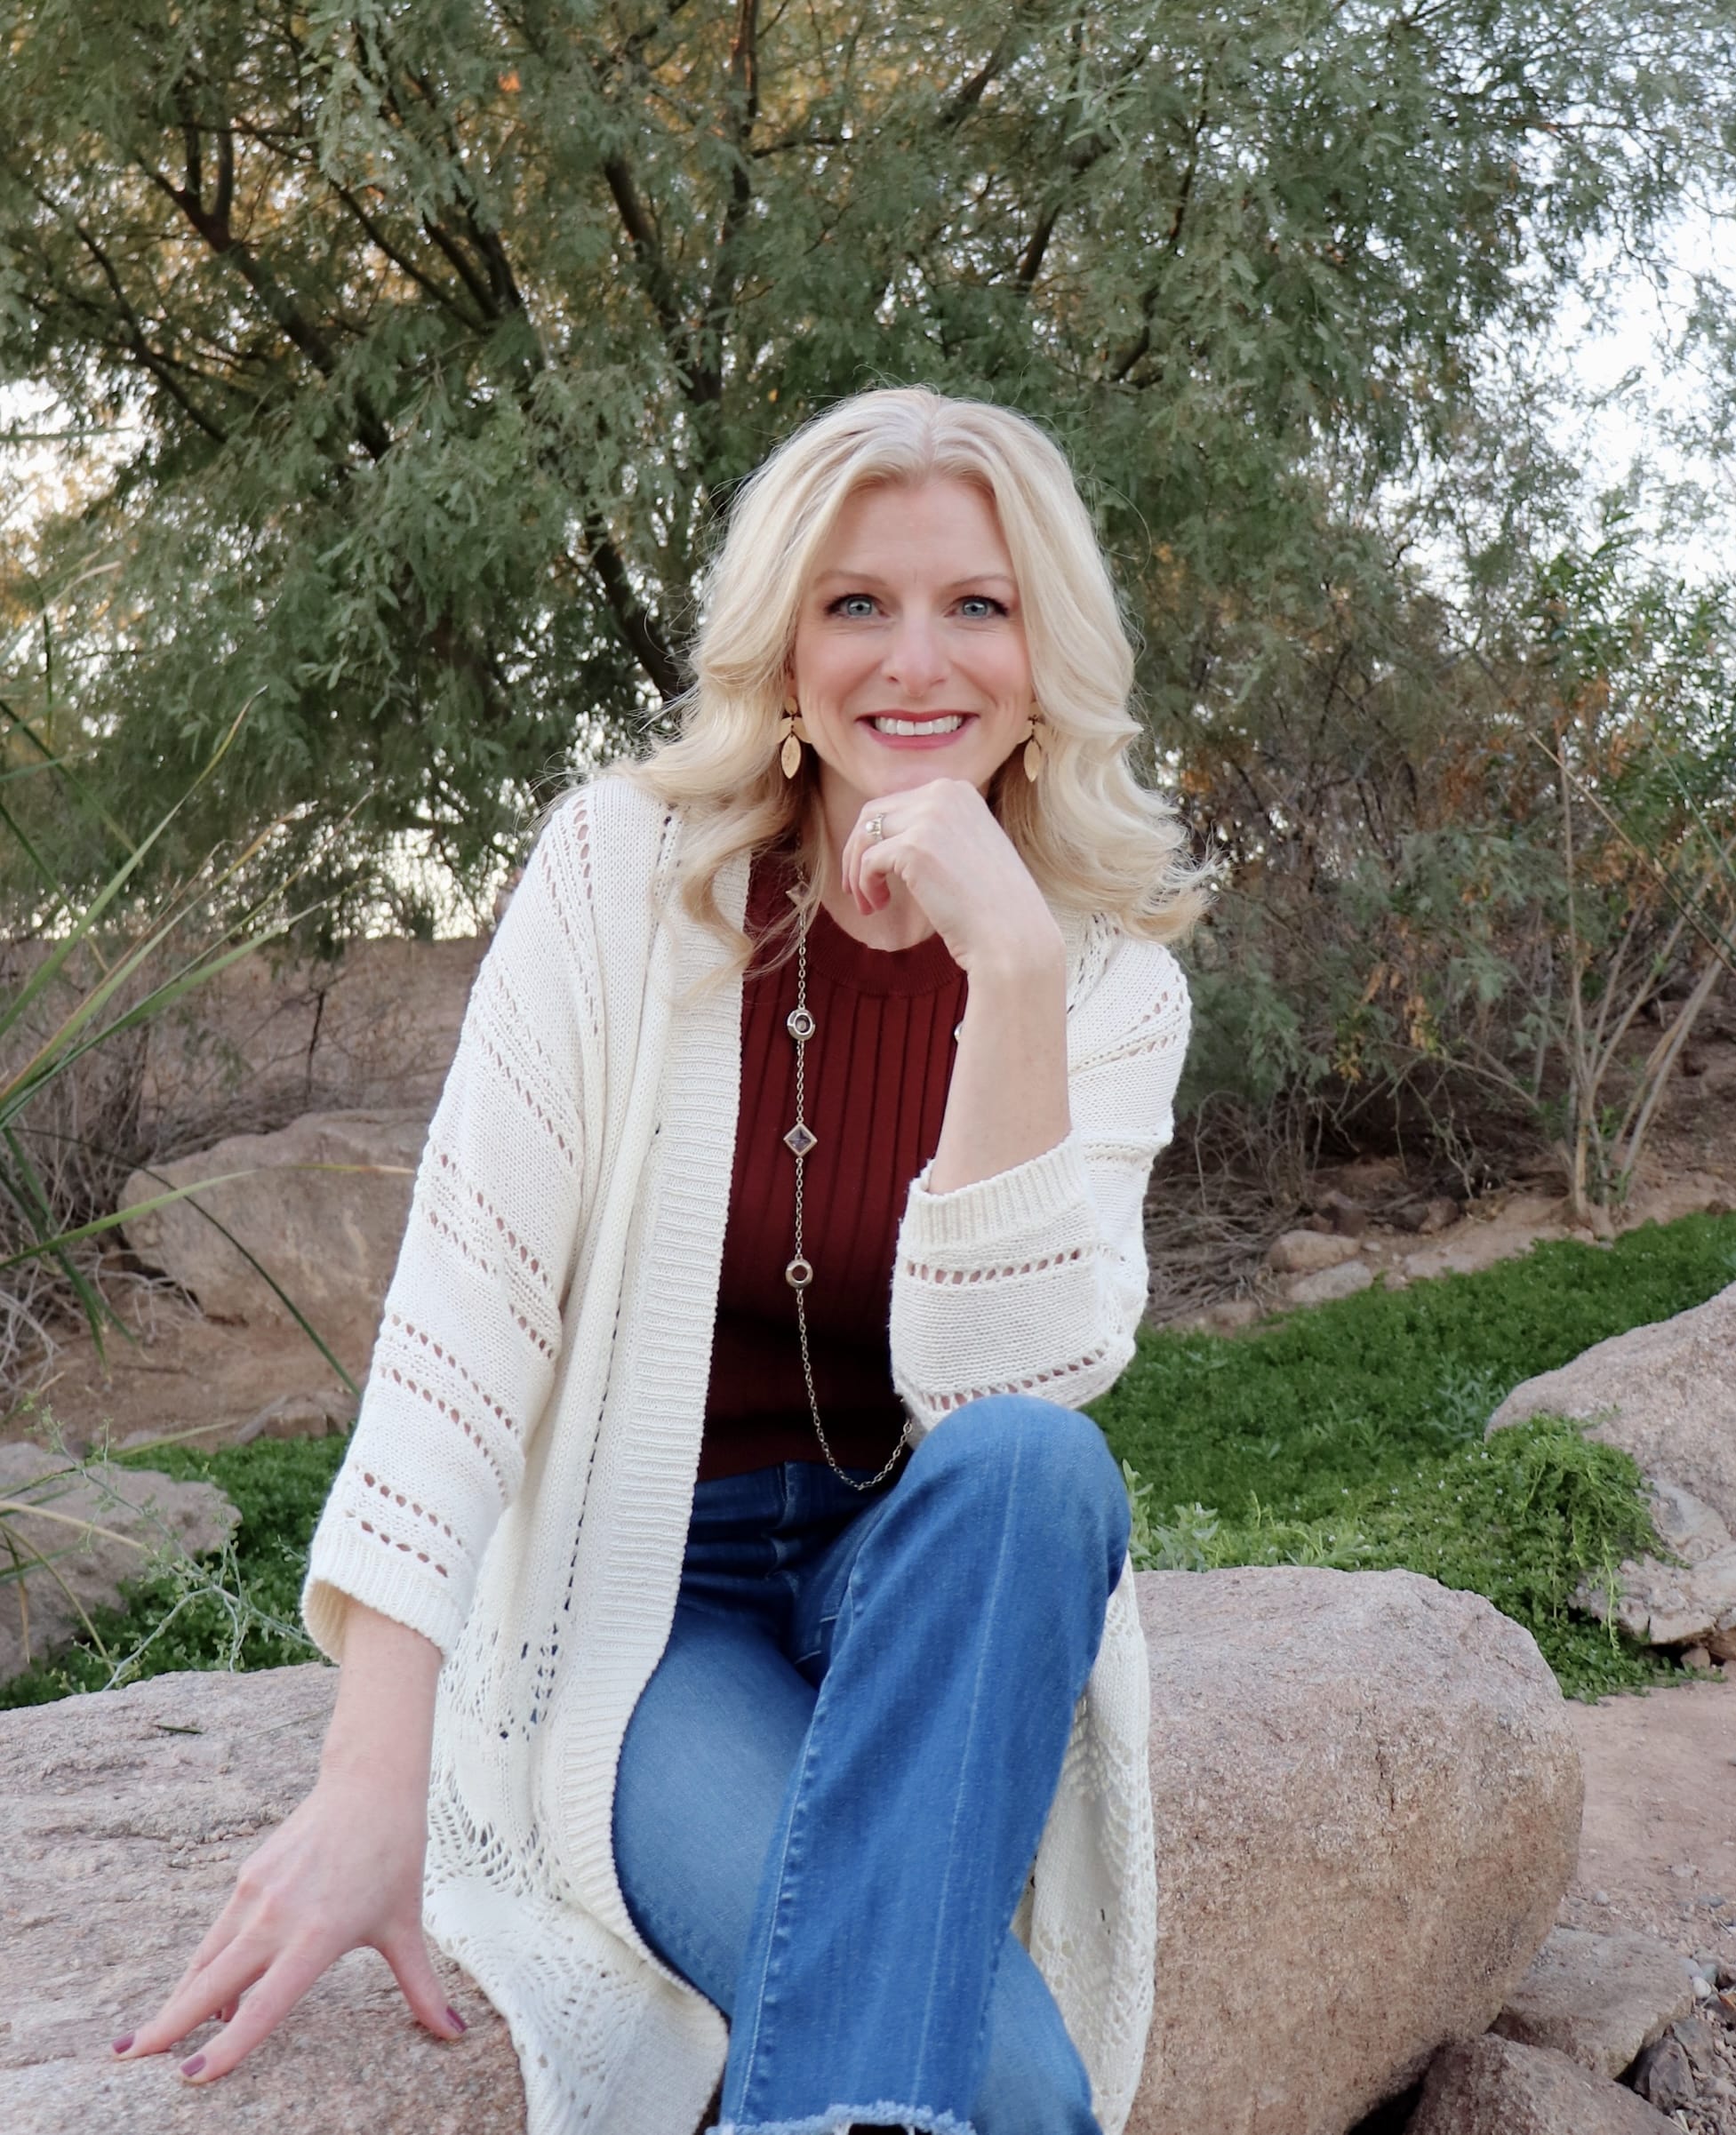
[{"x1": 3, "y1": 0, "x2": 1733, "y2": 924}]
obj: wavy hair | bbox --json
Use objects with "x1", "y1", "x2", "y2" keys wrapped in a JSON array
[{"x1": 622, "y1": 387, "x2": 1210, "y2": 967}]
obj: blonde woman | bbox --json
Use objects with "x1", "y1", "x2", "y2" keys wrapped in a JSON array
[{"x1": 114, "y1": 388, "x2": 1203, "y2": 2135}]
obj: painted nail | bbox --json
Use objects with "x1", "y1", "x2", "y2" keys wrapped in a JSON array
[
  {"x1": 110, "y1": 2035, "x2": 134, "y2": 2056},
  {"x1": 180, "y1": 2055, "x2": 206, "y2": 2080},
  {"x1": 445, "y1": 2005, "x2": 467, "y2": 2033}
]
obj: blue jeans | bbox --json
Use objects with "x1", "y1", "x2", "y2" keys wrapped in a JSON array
[{"x1": 612, "y1": 1394, "x2": 1132, "y2": 2135}]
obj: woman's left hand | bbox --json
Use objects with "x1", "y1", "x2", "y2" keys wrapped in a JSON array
[{"x1": 838, "y1": 780, "x2": 1064, "y2": 980}]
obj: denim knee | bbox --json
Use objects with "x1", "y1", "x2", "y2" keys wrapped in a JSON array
[{"x1": 912, "y1": 1394, "x2": 1131, "y2": 1579}]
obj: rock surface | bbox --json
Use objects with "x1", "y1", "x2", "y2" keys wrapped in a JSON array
[
  {"x1": 0, "y1": 1444, "x2": 237, "y2": 1683},
  {"x1": 0, "y1": 1667, "x2": 521, "y2": 2134},
  {"x1": 1492, "y1": 1926, "x2": 1698, "y2": 2076},
  {"x1": 1404, "y1": 2035, "x2": 1680, "y2": 2134},
  {"x1": 1286, "y1": 1259, "x2": 1375, "y2": 1307},
  {"x1": 1488, "y1": 1278, "x2": 1736, "y2": 1531},
  {"x1": 4, "y1": 1568, "x2": 1582, "y2": 2135},
  {"x1": 119, "y1": 1109, "x2": 427, "y2": 1384},
  {"x1": 1129, "y1": 1565, "x2": 1582, "y2": 2135}
]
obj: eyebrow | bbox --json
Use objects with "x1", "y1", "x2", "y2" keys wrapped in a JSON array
[{"x1": 812, "y1": 568, "x2": 1020, "y2": 593}]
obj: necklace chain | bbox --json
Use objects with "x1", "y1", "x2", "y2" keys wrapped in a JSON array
[{"x1": 784, "y1": 911, "x2": 907, "y2": 1493}]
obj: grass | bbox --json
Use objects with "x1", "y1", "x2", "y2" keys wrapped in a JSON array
[
  {"x1": 4, "y1": 1209, "x2": 1733, "y2": 1708},
  {"x1": 1094, "y1": 1208, "x2": 1736, "y2": 1698}
]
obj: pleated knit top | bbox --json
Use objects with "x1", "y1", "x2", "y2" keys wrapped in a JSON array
[{"x1": 700, "y1": 850, "x2": 970, "y2": 1481}]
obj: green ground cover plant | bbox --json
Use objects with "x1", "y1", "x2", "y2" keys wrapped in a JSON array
[
  {"x1": 1099, "y1": 1210, "x2": 1736, "y2": 1697},
  {"x1": 0, "y1": 1432, "x2": 346, "y2": 1708},
  {"x1": 4, "y1": 1209, "x2": 1732, "y2": 1708}
]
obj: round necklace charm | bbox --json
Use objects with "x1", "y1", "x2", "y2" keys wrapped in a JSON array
[
  {"x1": 787, "y1": 1004, "x2": 815, "y2": 1043},
  {"x1": 785, "y1": 1255, "x2": 813, "y2": 1290}
]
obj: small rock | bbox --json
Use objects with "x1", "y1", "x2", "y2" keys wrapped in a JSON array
[
  {"x1": 1692, "y1": 1975, "x2": 1713, "y2": 2000},
  {"x1": 1286, "y1": 1260, "x2": 1376, "y2": 1307},
  {"x1": 1595, "y1": 1891, "x2": 1613, "y2": 1907},
  {"x1": 1492, "y1": 1927, "x2": 1698, "y2": 2077},
  {"x1": 1202, "y1": 1297, "x2": 1261, "y2": 1332},
  {"x1": 1631, "y1": 2033, "x2": 1696, "y2": 2113},
  {"x1": 1405, "y1": 2034, "x2": 1678, "y2": 2132},
  {"x1": 1268, "y1": 1228, "x2": 1364, "y2": 1275},
  {"x1": 1680, "y1": 1644, "x2": 1715, "y2": 1671},
  {"x1": 1671, "y1": 2015, "x2": 1721, "y2": 2072},
  {"x1": 1316, "y1": 1188, "x2": 1372, "y2": 1237}
]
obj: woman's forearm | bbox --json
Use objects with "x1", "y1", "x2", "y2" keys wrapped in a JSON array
[
  {"x1": 926, "y1": 940, "x2": 1071, "y2": 1195},
  {"x1": 317, "y1": 1600, "x2": 444, "y2": 1795}
]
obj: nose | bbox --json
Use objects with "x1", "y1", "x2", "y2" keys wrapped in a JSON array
[{"x1": 882, "y1": 608, "x2": 949, "y2": 697}]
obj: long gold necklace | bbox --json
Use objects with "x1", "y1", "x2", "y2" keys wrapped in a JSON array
[{"x1": 782, "y1": 900, "x2": 907, "y2": 1492}]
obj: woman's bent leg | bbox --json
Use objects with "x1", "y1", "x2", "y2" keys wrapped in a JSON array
[
  {"x1": 612, "y1": 1603, "x2": 817, "y2": 2013},
  {"x1": 718, "y1": 1395, "x2": 1130, "y2": 2135}
]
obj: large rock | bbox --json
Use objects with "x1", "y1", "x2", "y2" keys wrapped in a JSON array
[
  {"x1": 1404, "y1": 2035, "x2": 1679, "y2": 2134},
  {"x1": 0, "y1": 1444, "x2": 237, "y2": 1683},
  {"x1": 0, "y1": 1667, "x2": 521, "y2": 2134},
  {"x1": 1488, "y1": 1278, "x2": 1736, "y2": 1531},
  {"x1": 1130, "y1": 1566, "x2": 1581, "y2": 2135},
  {"x1": 119, "y1": 1109, "x2": 427, "y2": 1384},
  {"x1": 1491, "y1": 1926, "x2": 1698, "y2": 2076},
  {"x1": 1490, "y1": 1282, "x2": 1736, "y2": 1654},
  {"x1": 4, "y1": 1571, "x2": 1581, "y2": 2135}
]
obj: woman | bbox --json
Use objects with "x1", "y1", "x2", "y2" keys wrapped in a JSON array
[{"x1": 113, "y1": 388, "x2": 1204, "y2": 2135}]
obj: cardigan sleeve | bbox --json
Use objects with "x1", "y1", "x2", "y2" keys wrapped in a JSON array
[
  {"x1": 888, "y1": 932, "x2": 1189, "y2": 1434},
  {"x1": 300, "y1": 792, "x2": 601, "y2": 1661}
]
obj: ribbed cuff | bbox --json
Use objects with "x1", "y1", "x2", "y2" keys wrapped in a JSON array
[
  {"x1": 300, "y1": 1528, "x2": 469, "y2": 1664},
  {"x1": 900, "y1": 1131, "x2": 1089, "y2": 1252}
]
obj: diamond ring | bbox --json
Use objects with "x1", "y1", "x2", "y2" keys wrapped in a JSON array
[{"x1": 865, "y1": 814, "x2": 886, "y2": 843}]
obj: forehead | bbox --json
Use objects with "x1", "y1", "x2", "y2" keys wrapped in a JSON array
[{"x1": 812, "y1": 476, "x2": 1014, "y2": 577}]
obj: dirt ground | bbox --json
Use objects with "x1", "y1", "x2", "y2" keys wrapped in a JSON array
[{"x1": 1559, "y1": 1677, "x2": 1736, "y2": 1965}]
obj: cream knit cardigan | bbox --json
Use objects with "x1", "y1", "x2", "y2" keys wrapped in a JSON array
[{"x1": 302, "y1": 775, "x2": 1191, "y2": 2135}]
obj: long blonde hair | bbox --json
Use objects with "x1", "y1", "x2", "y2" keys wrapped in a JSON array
[{"x1": 623, "y1": 387, "x2": 1210, "y2": 964}]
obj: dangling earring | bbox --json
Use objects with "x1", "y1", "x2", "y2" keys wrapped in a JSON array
[
  {"x1": 1022, "y1": 709, "x2": 1046, "y2": 783},
  {"x1": 778, "y1": 692, "x2": 810, "y2": 780}
]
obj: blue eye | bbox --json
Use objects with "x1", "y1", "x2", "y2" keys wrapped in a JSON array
[
  {"x1": 829, "y1": 594, "x2": 878, "y2": 619},
  {"x1": 958, "y1": 596, "x2": 1007, "y2": 619}
]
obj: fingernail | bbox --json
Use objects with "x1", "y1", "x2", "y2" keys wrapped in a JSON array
[
  {"x1": 180, "y1": 2055, "x2": 206, "y2": 2080},
  {"x1": 445, "y1": 2005, "x2": 467, "y2": 2033},
  {"x1": 110, "y1": 2035, "x2": 134, "y2": 2056}
]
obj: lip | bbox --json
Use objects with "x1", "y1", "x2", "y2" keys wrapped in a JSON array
[{"x1": 857, "y1": 712, "x2": 978, "y2": 751}]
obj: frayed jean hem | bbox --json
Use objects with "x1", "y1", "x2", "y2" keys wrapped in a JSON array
[{"x1": 708, "y1": 2106, "x2": 977, "y2": 2135}]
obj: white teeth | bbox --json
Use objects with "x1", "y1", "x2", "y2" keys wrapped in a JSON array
[{"x1": 871, "y1": 715, "x2": 965, "y2": 736}]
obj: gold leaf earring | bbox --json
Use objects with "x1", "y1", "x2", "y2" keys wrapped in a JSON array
[
  {"x1": 778, "y1": 692, "x2": 810, "y2": 780},
  {"x1": 1022, "y1": 710, "x2": 1046, "y2": 783}
]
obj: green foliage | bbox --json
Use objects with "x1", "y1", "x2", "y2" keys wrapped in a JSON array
[
  {"x1": 4, "y1": 1, "x2": 1735, "y2": 923},
  {"x1": 0, "y1": 1431, "x2": 348, "y2": 1708},
  {"x1": 1098, "y1": 1211, "x2": 1736, "y2": 1697}
]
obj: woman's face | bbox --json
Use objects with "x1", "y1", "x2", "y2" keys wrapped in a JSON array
[{"x1": 788, "y1": 476, "x2": 1034, "y2": 822}]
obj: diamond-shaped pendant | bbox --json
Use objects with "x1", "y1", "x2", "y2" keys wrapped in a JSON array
[{"x1": 783, "y1": 1120, "x2": 818, "y2": 1158}]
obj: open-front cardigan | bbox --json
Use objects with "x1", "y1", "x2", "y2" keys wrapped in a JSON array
[{"x1": 301, "y1": 774, "x2": 1193, "y2": 2135}]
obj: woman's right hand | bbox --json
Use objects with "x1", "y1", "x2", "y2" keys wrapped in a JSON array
[{"x1": 112, "y1": 1603, "x2": 463, "y2": 2083}]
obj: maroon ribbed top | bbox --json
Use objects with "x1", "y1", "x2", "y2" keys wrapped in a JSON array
[{"x1": 700, "y1": 849, "x2": 969, "y2": 1483}]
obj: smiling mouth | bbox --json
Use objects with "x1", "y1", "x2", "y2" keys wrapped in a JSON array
[{"x1": 868, "y1": 714, "x2": 969, "y2": 735}]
